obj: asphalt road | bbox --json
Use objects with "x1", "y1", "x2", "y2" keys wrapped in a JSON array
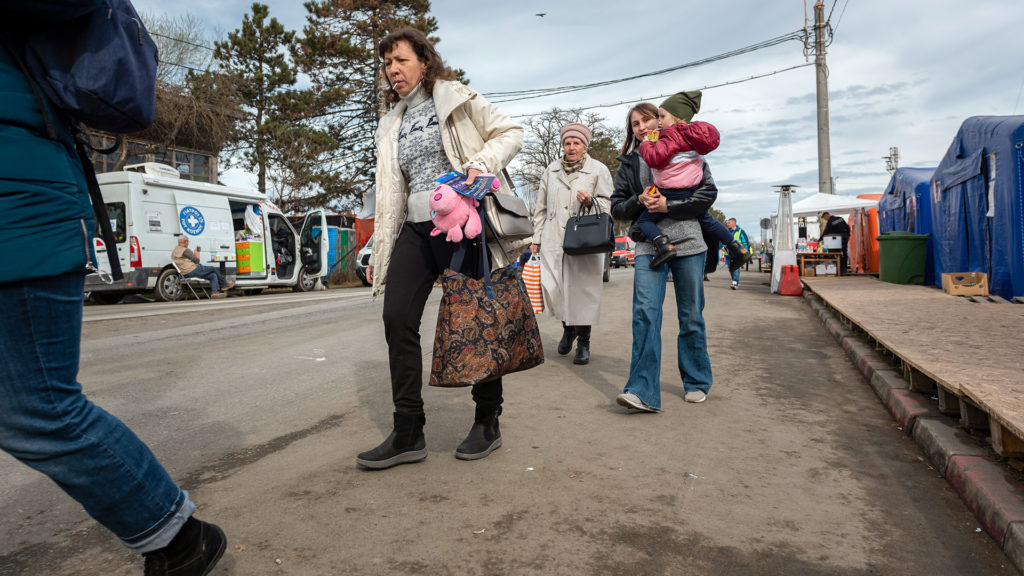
[{"x1": 0, "y1": 268, "x2": 1015, "y2": 575}]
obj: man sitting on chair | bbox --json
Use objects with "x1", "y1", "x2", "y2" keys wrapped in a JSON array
[{"x1": 171, "y1": 237, "x2": 233, "y2": 298}]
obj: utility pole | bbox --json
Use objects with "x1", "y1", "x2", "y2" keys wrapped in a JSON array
[
  {"x1": 883, "y1": 146, "x2": 899, "y2": 173},
  {"x1": 813, "y1": 0, "x2": 833, "y2": 194}
]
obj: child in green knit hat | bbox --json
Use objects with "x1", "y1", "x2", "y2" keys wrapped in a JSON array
[{"x1": 636, "y1": 90, "x2": 749, "y2": 271}]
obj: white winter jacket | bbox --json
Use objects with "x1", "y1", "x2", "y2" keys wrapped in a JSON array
[{"x1": 370, "y1": 80, "x2": 524, "y2": 297}]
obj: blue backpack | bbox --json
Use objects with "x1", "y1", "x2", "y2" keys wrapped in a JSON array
[{"x1": 21, "y1": 0, "x2": 158, "y2": 133}]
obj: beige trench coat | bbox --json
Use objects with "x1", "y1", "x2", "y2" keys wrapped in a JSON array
[
  {"x1": 532, "y1": 155, "x2": 613, "y2": 326},
  {"x1": 370, "y1": 81, "x2": 525, "y2": 297}
]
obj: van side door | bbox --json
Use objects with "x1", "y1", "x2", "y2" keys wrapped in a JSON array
[{"x1": 299, "y1": 209, "x2": 329, "y2": 279}]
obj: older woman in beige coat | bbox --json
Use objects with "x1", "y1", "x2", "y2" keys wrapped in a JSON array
[{"x1": 529, "y1": 123, "x2": 613, "y2": 365}]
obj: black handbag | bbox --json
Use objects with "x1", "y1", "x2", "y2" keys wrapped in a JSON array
[{"x1": 562, "y1": 203, "x2": 614, "y2": 255}]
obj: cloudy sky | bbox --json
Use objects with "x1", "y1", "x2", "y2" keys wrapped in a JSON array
[{"x1": 131, "y1": 0, "x2": 1024, "y2": 238}]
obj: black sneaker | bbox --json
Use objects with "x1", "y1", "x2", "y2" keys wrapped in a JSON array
[{"x1": 143, "y1": 518, "x2": 226, "y2": 576}]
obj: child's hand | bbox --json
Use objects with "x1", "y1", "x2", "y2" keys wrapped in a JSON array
[{"x1": 645, "y1": 130, "x2": 660, "y2": 142}]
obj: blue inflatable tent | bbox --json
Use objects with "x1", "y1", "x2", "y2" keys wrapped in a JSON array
[
  {"x1": 930, "y1": 116, "x2": 1024, "y2": 299},
  {"x1": 878, "y1": 167, "x2": 936, "y2": 285}
]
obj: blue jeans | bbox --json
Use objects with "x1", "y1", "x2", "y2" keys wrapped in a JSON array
[
  {"x1": 731, "y1": 266, "x2": 741, "y2": 284},
  {"x1": 186, "y1": 264, "x2": 225, "y2": 292},
  {"x1": 0, "y1": 272, "x2": 194, "y2": 553},
  {"x1": 623, "y1": 252, "x2": 713, "y2": 409}
]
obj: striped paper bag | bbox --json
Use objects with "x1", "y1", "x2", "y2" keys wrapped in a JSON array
[{"x1": 522, "y1": 254, "x2": 543, "y2": 315}]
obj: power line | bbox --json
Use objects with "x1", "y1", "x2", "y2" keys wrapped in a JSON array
[
  {"x1": 832, "y1": 0, "x2": 851, "y2": 36},
  {"x1": 508, "y1": 63, "x2": 814, "y2": 119},
  {"x1": 150, "y1": 30, "x2": 216, "y2": 52},
  {"x1": 159, "y1": 59, "x2": 211, "y2": 75},
  {"x1": 484, "y1": 29, "x2": 807, "y2": 103}
]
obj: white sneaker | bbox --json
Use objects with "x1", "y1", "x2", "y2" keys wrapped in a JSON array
[
  {"x1": 616, "y1": 392, "x2": 657, "y2": 413},
  {"x1": 684, "y1": 390, "x2": 707, "y2": 403},
  {"x1": 730, "y1": 281, "x2": 738, "y2": 290}
]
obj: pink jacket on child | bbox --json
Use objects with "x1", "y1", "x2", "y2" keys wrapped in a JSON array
[{"x1": 639, "y1": 121, "x2": 720, "y2": 189}]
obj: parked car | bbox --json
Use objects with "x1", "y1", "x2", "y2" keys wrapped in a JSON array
[
  {"x1": 610, "y1": 236, "x2": 636, "y2": 268},
  {"x1": 354, "y1": 234, "x2": 374, "y2": 286}
]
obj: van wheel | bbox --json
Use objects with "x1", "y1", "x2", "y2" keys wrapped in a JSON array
[
  {"x1": 242, "y1": 288, "x2": 264, "y2": 296},
  {"x1": 295, "y1": 268, "x2": 317, "y2": 292},
  {"x1": 155, "y1": 268, "x2": 185, "y2": 302},
  {"x1": 90, "y1": 292, "x2": 124, "y2": 305}
]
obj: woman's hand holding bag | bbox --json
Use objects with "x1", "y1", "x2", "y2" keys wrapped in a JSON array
[{"x1": 562, "y1": 201, "x2": 614, "y2": 255}]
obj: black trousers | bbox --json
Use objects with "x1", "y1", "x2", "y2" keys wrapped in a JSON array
[{"x1": 382, "y1": 221, "x2": 503, "y2": 415}]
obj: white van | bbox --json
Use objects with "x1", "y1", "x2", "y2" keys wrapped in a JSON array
[{"x1": 85, "y1": 163, "x2": 329, "y2": 302}]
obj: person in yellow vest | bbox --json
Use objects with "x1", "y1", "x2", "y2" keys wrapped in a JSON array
[{"x1": 725, "y1": 218, "x2": 749, "y2": 289}]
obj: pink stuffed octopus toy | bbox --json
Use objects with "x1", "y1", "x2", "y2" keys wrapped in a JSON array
[{"x1": 429, "y1": 184, "x2": 482, "y2": 242}]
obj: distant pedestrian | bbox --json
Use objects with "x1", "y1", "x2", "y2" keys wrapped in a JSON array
[
  {"x1": 819, "y1": 211, "x2": 851, "y2": 271},
  {"x1": 0, "y1": 3, "x2": 225, "y2": 574},
  {"x1": 358, "y1": 27, "x2": 523, "y2": 469},
  {"x1": 530, "y1": 123, "x2": 614, "y2": 365},
  {"x1": 726, "y1": 218, "x2": 750, "y2": 289},
  {"x1": 610, "y1": 102, "x2": 716, "y2": 410}
]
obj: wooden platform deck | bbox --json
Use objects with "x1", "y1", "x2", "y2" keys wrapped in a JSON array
[{"x1": 802, "y1": 276, "x2": 1024, "y2": 456}]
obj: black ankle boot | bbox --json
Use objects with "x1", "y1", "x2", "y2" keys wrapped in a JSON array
[
  {"x1": 143, "y1": 517, "x2": 226, "y2": 576},
  {"x1": 356, "y1": 412, "x2": 427, "y2": 470},
  {"x1": 650, "y1": 235, "x2": 677, "y2": 268},
  {"x1": 557, "y1": 321, "x2": 576, "y2": 355},
  {"x1": 455, "y1": 405, "x2": 502, "y2": 460},
  {"x1": 573, "y1": 325, "x2": 591, "y2": 365},
  {"x1": 727, "y1": 240, "x2": 751, "y2": 273}
]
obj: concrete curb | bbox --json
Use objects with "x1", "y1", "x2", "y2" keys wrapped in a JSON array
[
  {"x1": 1005, "y1": 523, "x2": 1024, "y2": 576},
  {"x1": 869, "y1": 370, "x2": 908, "y2": 406},
  {"x1": 803, "y1": 291, "x2": 1024, "y2": 574},
  {"x1": 946, "y1": 456, "x2": 1024, "y2": 545},
  {"x1": 886, "y1": 389, "x2": 940, "y2": 433},
  {"x1": 913, "y1": 417, "x2": 990, "y2": 476}
]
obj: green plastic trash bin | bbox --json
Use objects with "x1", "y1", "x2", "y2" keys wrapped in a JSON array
[{"x1": 876, "y1": 231, "x2": 929, "y2": 284}]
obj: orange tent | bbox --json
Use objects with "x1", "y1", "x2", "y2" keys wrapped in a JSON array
[{"x1": 849, "y1": 194, "x2": 882, "y2": 274}]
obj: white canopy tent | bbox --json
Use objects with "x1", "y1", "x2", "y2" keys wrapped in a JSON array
[
  {"x1": 790, "y1": 193, "x2": 878, "y2": 218},
  {"x1": 771, "y1": 192, "x2": 880, "y2": 247}
]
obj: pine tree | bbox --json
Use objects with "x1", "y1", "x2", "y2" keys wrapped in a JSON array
[
  {"x1": 292, "y1": 0, "x2": 440, "y2": 210},
  {"x1": 214, "y1": 3, "x2": 299, "y2": 196}
]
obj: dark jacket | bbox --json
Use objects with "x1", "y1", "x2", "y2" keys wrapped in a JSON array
[
  {"x1": 610, "y1": 151, "x2": 718, "y2": 242},
  {"x1": 822, "y1": 215, "x2": 851, "y2": 240},
  {"x1": 0, "y1": 0, "x2": 103, "y2": 284}
]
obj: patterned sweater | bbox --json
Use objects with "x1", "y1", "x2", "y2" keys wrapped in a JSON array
[{"x1": 398, "y1": 83, "x2": 453, "y2": 223}]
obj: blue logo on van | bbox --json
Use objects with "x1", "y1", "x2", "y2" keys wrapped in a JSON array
[{"x1": 179, "y1": 206, "x2": 205, "y2": 235}]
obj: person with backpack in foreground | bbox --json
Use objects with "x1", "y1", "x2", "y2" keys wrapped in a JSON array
[{"x1": 0, "y1": 2, "x2": 225, "y2": 574}]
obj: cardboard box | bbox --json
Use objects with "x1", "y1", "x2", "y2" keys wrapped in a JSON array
[{"x1": 942, "y1": 272, "x2": 988, "y2": 296}]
